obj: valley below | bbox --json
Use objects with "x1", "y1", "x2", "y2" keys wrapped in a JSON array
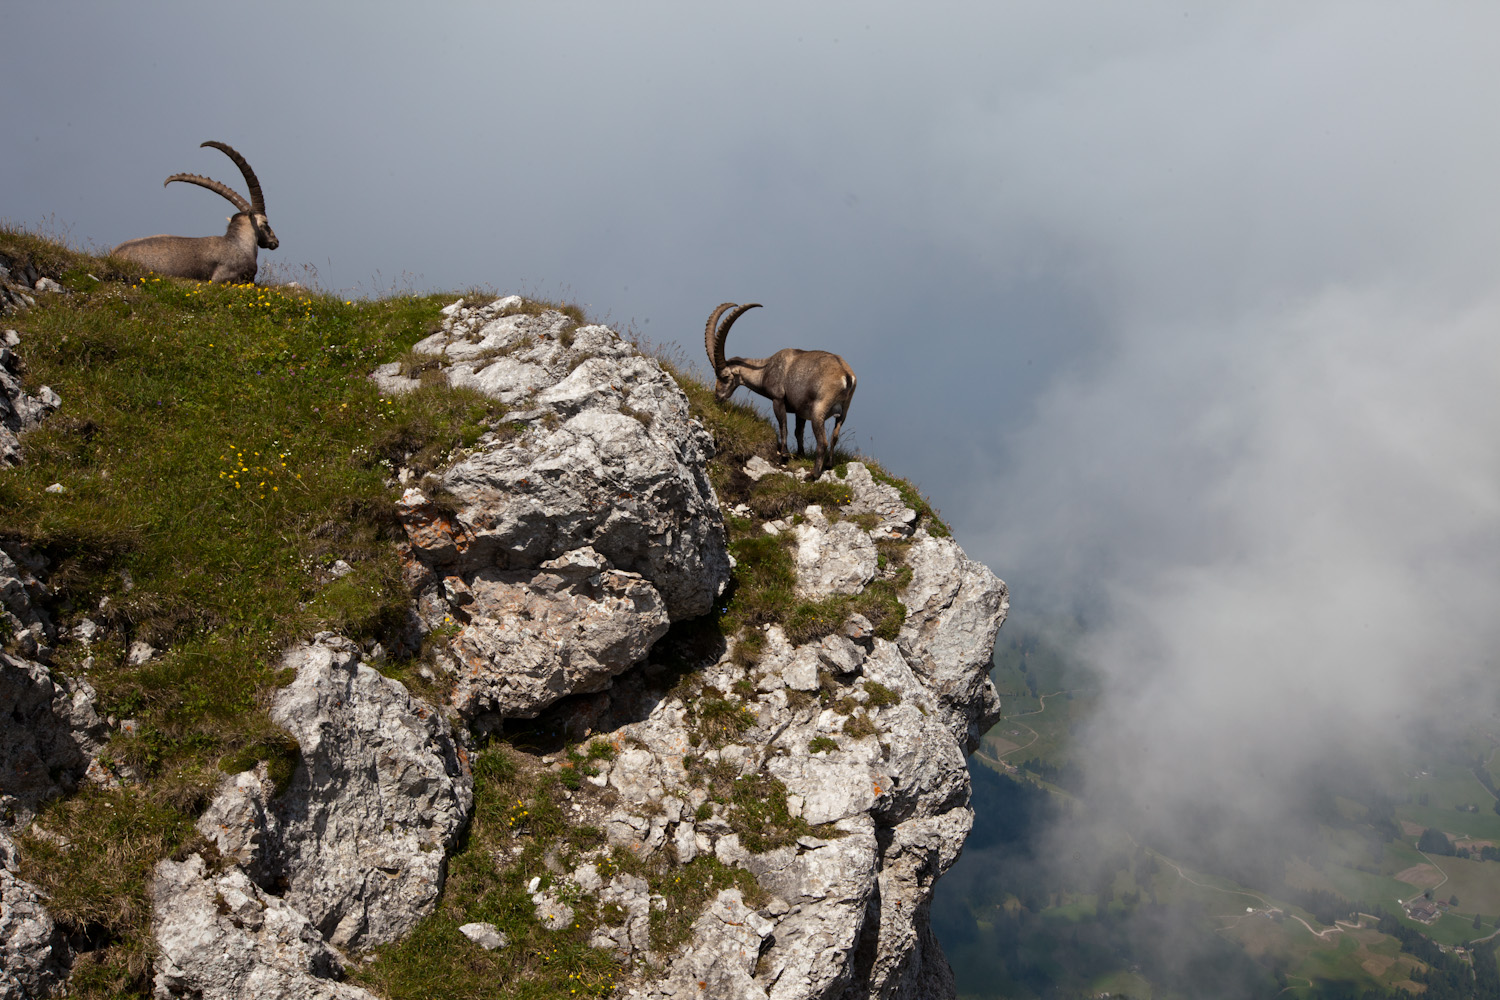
[{"x1": 935, "y1": 626, "x2": 1500, "y2": 999}]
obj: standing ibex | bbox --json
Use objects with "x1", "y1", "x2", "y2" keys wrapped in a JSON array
[
  {"x1": 705, "y1": 302, "x2": 857, "y2": 478},
  {"x1": 111, "y1": 141, "x2": 278, "y2": 283}
]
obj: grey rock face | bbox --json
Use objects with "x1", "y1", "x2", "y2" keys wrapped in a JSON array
[
  {"x1": 391, "y1": 299, "x2": 730, "y2": 626},
  {"x1": 443, "y1": 547, "x2": 670, "y2": 722},
  {"x1": 897, "y1": 534, "x2": 1008, "y2": 755},
  {"x1": 196, "y1": 635, "x2": 472, "y2": 951},
  {"x1": 595, "y1": 604, "x2": 1000, "y2": 1000},
  {"x1": 791, "y1": 506, "x2": 878, "y2": 598},
  {"x1": 1, "y1": 832, "x2": 67, "y2": 1000},
  {"x1": 0, "y1": 649, "x2": 108, "y2": 829},
  {"x1": 0, "y1": 548, "x2": 52, "y2": 645},
  {"x1": 825, "y1": 462, "x2": 918, "y2": 539},
  {"x1": 644, "y1": 890, "x2": 775, "y2": 999},
  {"x1": 151, "y1": 853, "x2": 377, "y2": 1000},
  {"x1": 0, "y1": 343, "x2": 59, "y2": 467}
]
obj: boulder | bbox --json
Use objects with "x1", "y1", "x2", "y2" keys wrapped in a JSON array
[
  {"x1": 196, "y1": 635, "x2": 472, "y2": 951},
  {"x1": 151, "y1": 853, "x2": 377, "y2": 1000},
  {"x1": 391, "y1": 302, "x2": 729, "y2": 624},
  {"x1": 444, "y1": 547, "x2": 670, "y2": 722},
  {"x1": 0, "y1": 832, "x2": 68, "y2": 1000},
  {"x1": 0, "y1": 650, "x2": 108, "y2": 829},
  {"x1": 791, "y1": 506, "x2": 877, "y2": 598}
]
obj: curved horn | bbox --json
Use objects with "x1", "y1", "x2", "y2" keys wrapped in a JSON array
[
  {"x1": 709, "y1": 302, "x2": 762, "y2": 374},
  {"x1": 163, "y1": 172, "x2": 251, "y2": 213},
  {"x1": 200, "y1": 141, "x2": 266, "y2": 214},
  {"x1": 705, "y1": 303, "x2": 736, "y2": 373}
]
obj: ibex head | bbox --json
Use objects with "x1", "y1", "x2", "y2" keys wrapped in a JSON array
[
  {"x1": 705, "y1": 301, "x2": 762, "y2": 401},
  {"x1": 164, "y1": 141, "x2": 278, "y2": 251}
]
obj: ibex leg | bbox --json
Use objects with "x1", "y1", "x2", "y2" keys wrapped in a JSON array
[
  {"x1": 828, "y1": 410, "x2": 847, "y2": 454},
  {"x1": 773, "y1": 400, "x2": 791, "y2": 461},
  {"x1": 810, "y1": 418, "x2": 831, "y2": 479}
]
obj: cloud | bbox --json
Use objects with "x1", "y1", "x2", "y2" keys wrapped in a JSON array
[{"x1": 957, "y1": 4, "x2": 1500, "y2": 860}]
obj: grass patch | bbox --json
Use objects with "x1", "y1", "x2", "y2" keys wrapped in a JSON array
[
  {"x1": 842, "y1": 711, "x2": 878, "y2": 739},
  {"x1": 17, "y1": 787, "x2": 204, "y2": 998},
  {"x1": 0, "y1": 228, "x2": 522, "y2": 995},
  {"x1": 690, "y1": 695, "x2": 757, "y2": 748},
  {"x1": 726, "y1": 773, "x2": 818, "y2": 853},
  {"x1": 682, "y1": 756, "x2": 836, "y2": 854},
  {"x1": 782, "y1": 573, "x2": 909, "y2": 645},
  {"x1": 742, "y1": 474, "x2": 854, "y2": 521},
  {"x1": 862, "y1": 681, "x2": 901, "y2": 709},
  {"x1": 355, "y1": 744, "x2": 622, "y2": 999},
  {"x1": 602, "y1": 847, "x2": 764, "y2": 954}
]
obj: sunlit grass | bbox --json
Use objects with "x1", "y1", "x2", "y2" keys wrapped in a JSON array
[{"x1": 1, "y1": 226, "x2": 506, "y2": 996}]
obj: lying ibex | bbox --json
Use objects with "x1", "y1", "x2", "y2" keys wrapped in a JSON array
[
  {"x1": 111, "y1": 141, "x2": 278, "y2": 283},
  {"x1": 705, "y1": 302, "x2": 856, "y2": 478}
]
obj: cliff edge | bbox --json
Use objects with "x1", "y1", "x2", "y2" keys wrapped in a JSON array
[{"x1": 0, "y1": 271, "x2": 1005, "y2": 1000}]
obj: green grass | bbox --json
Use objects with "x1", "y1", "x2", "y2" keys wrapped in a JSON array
[
  {"x1": 1, "y1": 226, "x2": 513, "y2": 996},
  {"x1": 17, "y1": 787, "x2": 201, "y2": 995},
  {"x1": 353, "y1": 745, "x2": 627, "y2": 999}
]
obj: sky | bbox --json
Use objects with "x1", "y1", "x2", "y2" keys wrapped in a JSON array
[{"x1": 7, "y1": 0, "x2": 1500, "y2": 961}]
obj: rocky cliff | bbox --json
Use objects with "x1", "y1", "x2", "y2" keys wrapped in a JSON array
[{"x1": 0, "y1": 289, "x2": 1006, "y2": 999}]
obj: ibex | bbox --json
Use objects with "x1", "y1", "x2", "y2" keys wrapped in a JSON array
[
  {"x1": 705, "y1": 302, "x2": 856, "y2": 478},
  {"x1": 111, "y1": 141, "x2": 278, "y2": 283}
]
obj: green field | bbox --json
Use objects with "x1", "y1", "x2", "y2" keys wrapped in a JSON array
[{"x1": 953, "y1": 633, "x2": 1500, "y2": 998}]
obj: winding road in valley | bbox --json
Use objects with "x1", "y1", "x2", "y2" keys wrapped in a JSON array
[{"x1": 974, "y1": 691, "x2": 1064, "y2": 771}]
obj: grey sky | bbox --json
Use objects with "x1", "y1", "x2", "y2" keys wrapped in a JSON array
[{"x1": 8, "y1": 0, "x2": 1500, "y2": 885}]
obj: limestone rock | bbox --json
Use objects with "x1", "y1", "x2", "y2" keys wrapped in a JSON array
[
  {"x1": 458, "y1": 922, "x2": 509, "y2": 950},
  {"x1": 1, "y1": 832, "x2": 67, "y2": 1000},
  {"x1": 0, "y1": 344, "x2": 59, "y2": 467},
  {"x1": 838, "y1": 810, "x2": 972, "y2": 999},
  {"x1": 823, "y1": 462, "x2": 917, "y2": 539},
  {"x1": 531, "y1": 887, "x2": 576, "y2": 931},
  {"x1": 444, "y1": 547, "x2": 670, "y2": 722},
  {"x1": 0, "y1": 649, "x2": 108, "y2": 829},
  {"x1": 0, "y1": 548, "x2": 51, "y2": 643},
  {"x1": 395, "y1": 300, "x2": 730, "y2": 624},
  {"x1": 897, "y1": 534, "x2": 1008, "y2": 754},
  {"x1": 197, "y1": 635, "x2": 472, "y2": 951},
  {"x1": 753, "y1": 828, "x2": 879, "y2": 1000},
  {"x1": 642, "y1": 889, "x2": 774, "y2": 1000},
  {"x1": 151, "y1": 853, "x2": 376, "y2": 1000},
  {"x1": 791, "y1": 506, "x2": 877, "y2": 598},
  {"x1": 744, "y1": 455, "x2": 784, "y2": 481},
  {"x1": 591, "y1": 873, "x2": 654, "y2": 958}
]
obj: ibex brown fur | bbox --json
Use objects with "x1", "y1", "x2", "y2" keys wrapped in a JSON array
[
  {"x1": 112, "y1": 141, "x2": 278, "y2": 283},
  {"x1": 705, "y1": 302, "x2": 856, "y2": 478}
]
